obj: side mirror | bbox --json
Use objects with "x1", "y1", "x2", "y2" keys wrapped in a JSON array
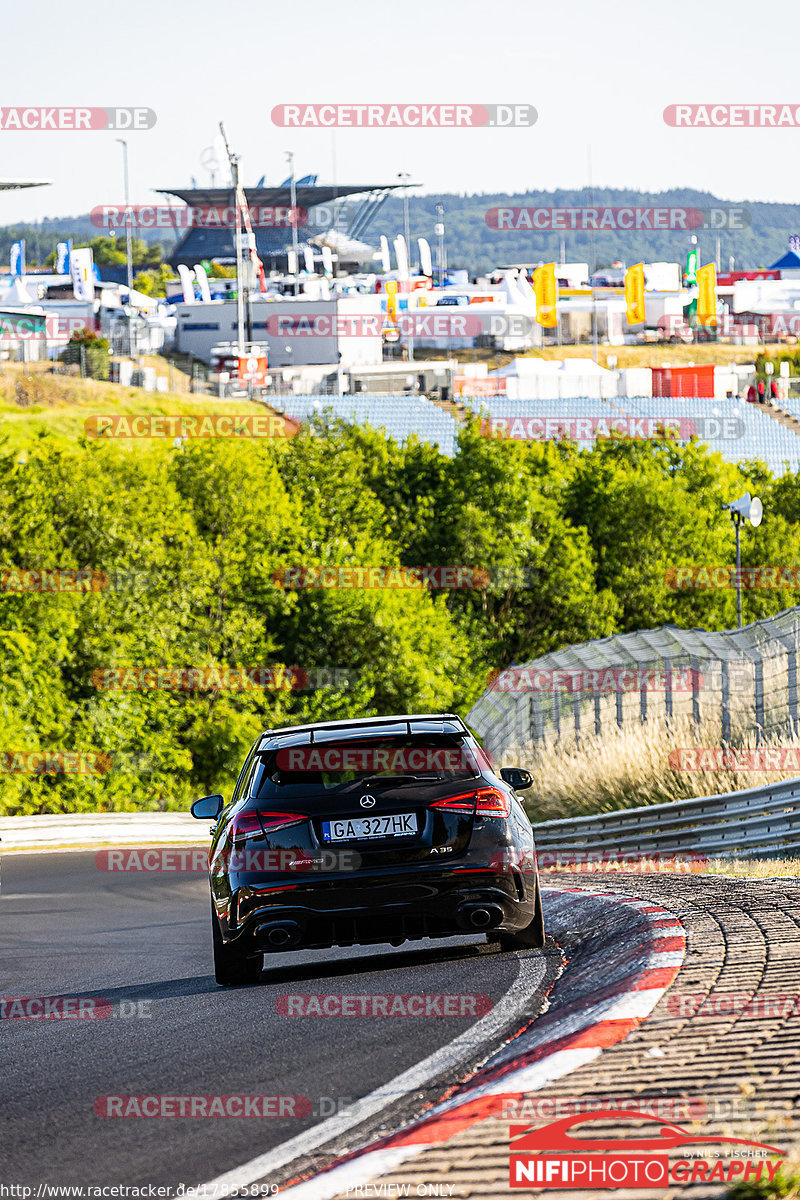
[
  {"x1": 500, "y1": 767, "x2": 532, "y2": 791},
  {"x1": 191, "y1": 794, "x2": 224, "y2": 820}
]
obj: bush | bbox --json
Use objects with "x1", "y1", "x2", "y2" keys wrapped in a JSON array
[{"x1": 58, "y1": 329, "x2": 111, "y2": 381}]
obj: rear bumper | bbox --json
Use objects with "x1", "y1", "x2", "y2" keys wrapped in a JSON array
[{"x1": 220, "y1": 866, "x2": 535, "y2": 953}]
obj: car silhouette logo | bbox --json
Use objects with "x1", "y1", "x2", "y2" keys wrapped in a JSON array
[
  {"x1": 359, "y1": 795, "x2": 377, "y2": 808},
  {"x1": 510, "y1": 1110, "x2": 785, "y2": 1155}
]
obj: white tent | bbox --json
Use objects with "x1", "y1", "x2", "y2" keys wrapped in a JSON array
[{"x1": 0, "y1": 276, "x2": 37, "y2": 306}]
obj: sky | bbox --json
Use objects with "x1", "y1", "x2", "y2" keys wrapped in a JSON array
[{"x1": 0, "y1": 0, "x2": 797, "y2": 225}]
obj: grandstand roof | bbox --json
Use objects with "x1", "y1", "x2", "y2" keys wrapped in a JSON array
[
  {"x1": 157, "y1": 184, "x2": 396, "y2": 207},
  {"x1": 0, "y1": 180, "x2": 51, "y2": 190}
]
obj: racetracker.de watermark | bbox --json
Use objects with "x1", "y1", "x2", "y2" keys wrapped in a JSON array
[
  {"x1": 95, "y1": 1095, "x2": 309, "y2": 1118},
  {"x1": 276, "y1": 994, "x2": 493, "y2": 1016},
  {"x1": 91, "y1": 204, "x2": 307, "y2": 230},
  {"x1": 485, "y1": 205, "x2": 749, "y2": 231},
  {"x1": 0, "y1": 750, "x2": 111, "y2": 775},
  {"x1": 84, "y1": 415, "x2": 298, "y2": 439},
  {"x1": 272, "y1": 565, "x2": 492, "y2": 590},
  {"x1": 273, "y1": 745, "x2": 482, "y2": 773},
  {"x1": 501, "y1": 1095, "x2": 708, "y2": 1121},
  {"x1": 271, "y1": 103, "x2": 536, "y2": 127},
  {"x1": 665, "y1": 566, "x2": 800, "y2": 590},
  {"x1": 667, "y1": 992, "x2": 800, "y2": 1018},
  {"x1": 669, "y1": 747, "x2": 800, "y2": 772},
  {"x1": 0, "y1": 997, "x2": 151, "y2": 1019},
  {"x1": 263, "y1": 312, "x2": 535, "y2": 339},
  {"x1": 483, "y1": 416, "x2": 744, "y2": 442},
  {"x1": 0, "y1": 567, "x2": 159, "y2": 594},
  {"x1": 664, "y1": 103, "x2": 800, "y2": 127},
  {"x1": 96, "y1": 848, "x2": 362, "y2": 873},
  {"x1": 487, "y1": 667, "x2": 703, "y2": 693},
  {"x1": 536, "y1": 849, "x2": 707, "y2": 872},
  {"x1": 90, "y1": 666, "x2": 354, "y2": 692},
  {"x1": 0, "y1": 107, "x2": 156, "y2": 130}
]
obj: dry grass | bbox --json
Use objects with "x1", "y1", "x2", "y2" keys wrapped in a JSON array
[
  {"x1": 705, "y1": 856, "x2": 800, "y2": 878},
  {"x1": 510, "y1": 717, "x2": 800, "y2": 824},
  {"x1": 435, "y1": 342, "x2": 776, "y2": 372},
  {"x1": 0, "y1": 368, "x2": 271, "y2": 454}
]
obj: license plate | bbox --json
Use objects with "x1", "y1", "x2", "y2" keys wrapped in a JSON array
[{"x1": 322, "y1": 813, "x2": 417, "y2": 842}]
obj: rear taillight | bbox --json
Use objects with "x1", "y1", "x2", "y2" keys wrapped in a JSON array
[
  {"x1": 429, "y1": 790, "x2": 477, "y2": 814},
  {"x1": 475, "y1": 787, "x2": 511, "y2": 817},
  {"x1": 230, "y1": 810, "x2": 306, "y2": 843},
  {"x1": 430, "y1": 787, "x2": 511, "y2": 818}
]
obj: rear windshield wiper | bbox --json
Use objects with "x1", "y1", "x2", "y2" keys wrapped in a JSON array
[{"x1": 360, "y1": 773, "x2": 448, "y2": 785}]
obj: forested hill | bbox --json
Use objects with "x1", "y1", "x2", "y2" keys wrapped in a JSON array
[
  {"x1": 1, "y1": 187, "x2": 798, "y2": 275},
  {"x1": 376, "y1": 188, "x2": 800, "y2": 276}
]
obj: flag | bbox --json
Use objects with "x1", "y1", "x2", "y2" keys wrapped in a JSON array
[
  {"x1": 417, "y1": 238, "x2": 433, "y2": 278},
  {"x1": 532, "y1": 263, "x2": 557, "y2": 327},
  {"x1": 685, "y1": 249, "x2": 698, "y2": 286},
  {"x1": 393, "y1": 235, "x2": 409, "y2": 279},
  {"x1": 10, "y1": 240, "x2": 25, "y2": 276},
  {"x1": 385, "y1": 280, "x2": 398, "y2": 323},
  {"x1": 56, "y1": 242, "x2": 70, "y2": 274},
  {"x1": 321, "y1": 246, "x2": 333, "y2": 277},
  {"x1": 379, "y1": 235, "x2": 390, "y2": 274},
  {"x1": 624, "y1": 263, "x2": 646, "y2": 324},
  {"x1": 696, "y1": 263, "x2": 717, "y2": 327},
  {"x1": 70, "y1": 248, "x2": 94, "y2": 301},
  {"x1": 177, "y1": 265, "x2": 195, "y2": 303},
  {"x1": 193, "y1": 264, "x2": 212, "y2": 303}
]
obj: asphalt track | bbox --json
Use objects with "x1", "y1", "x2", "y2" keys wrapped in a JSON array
[{"x1": 0, "y1": 851, "x2": 558, "y2": 1188}]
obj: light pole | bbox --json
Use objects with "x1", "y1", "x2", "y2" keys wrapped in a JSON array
[
  {"x1": 219, "y1": 122, "x2": 246, "y2": 358},
  {"x1": 398, "y1": 172, "x2": 414, "y2": 363},
  {"x1": 435, "y1": 202, "x2": 446, "y2": 289},
  {"x1": 116, "y1": 138, "x2": 134, "y2": 356},
  {"x1": 398, "y1": 172, "x2": 412, "y2": 271},
  {"x1": 723, "y1": 492, "x2": 763, "y2": 628},
  {"x1": 286, "y1": 151, "x2": 299, "y2": 296}
]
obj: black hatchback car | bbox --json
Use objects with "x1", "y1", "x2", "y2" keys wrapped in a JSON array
[{"x1": 191, "y1": 713, "x2": 544, "y2": 985}]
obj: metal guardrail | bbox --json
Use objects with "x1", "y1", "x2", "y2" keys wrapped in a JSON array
[{"x1": 533, "y1": 775, "x2": 800, "y2": 859}]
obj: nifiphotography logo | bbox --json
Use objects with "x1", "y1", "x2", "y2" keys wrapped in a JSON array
[{"x1": 509, "y1": 1109, "x2": 784, "y2": 1188}]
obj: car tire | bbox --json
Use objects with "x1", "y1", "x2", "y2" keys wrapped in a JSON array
[
  {"x1": 498, "y1": 876, "x2": 545, "y2": 950},
  {"x1": 212, "y1": 903, "x2": 262, "y2": 986}
]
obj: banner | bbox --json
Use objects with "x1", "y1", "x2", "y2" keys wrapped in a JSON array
[
  {"x1": 177, "y1": 265, "x2": 195, "y2": 303},
  {"x1": 10, "y1": 240, "x2": 25, "y2": 276},
  {"x1": 193, "y1": 264, "x2": 212, "y2": 303},
  {"x1": 393, "y1": 234, "x2": 409, "y2": 279},
  {"x1": 70, "y1": 247, "x2": 94, "y2": 301},
  {"x1": 532, "y1": 263, "x2": 557, "y2": 327},
  {"x1": 697, "y1": 262, "x2": 717, "y2": 327},
  {"x1": 379, "y1": 235, "x2": 390, "y2": 274},
  {"x1": 385, "y1": 279, "x2": 398, "y2": 323},
  {"x1": 624, "y1": 262, "x2": 646, "y2": 324},
  {"x1": 418, "y1": 237, "x2": 433, "y2": 278}
]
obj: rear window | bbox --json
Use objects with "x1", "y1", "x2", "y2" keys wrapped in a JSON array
[{"x1": 251, "y1": 735, "x2": 481, "y2": 799}]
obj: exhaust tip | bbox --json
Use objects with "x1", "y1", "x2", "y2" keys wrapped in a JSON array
[
  {"x1": 256, "y1": 920, "x2": 302, "y2": 949},
  {"x1": 457, "y1": 902, "x2": 504, "y2": 932},
  {"x1": 267, "y1": 927, "x2": 292, "y2": 946}
]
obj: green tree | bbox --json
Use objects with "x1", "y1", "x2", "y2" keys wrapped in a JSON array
[
  {"x1": 133, "y1": 264, "x2": 176, "y2": 297},
  {"x1": 58, "y1": 329, "x2": 111, "y2": 380}
]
